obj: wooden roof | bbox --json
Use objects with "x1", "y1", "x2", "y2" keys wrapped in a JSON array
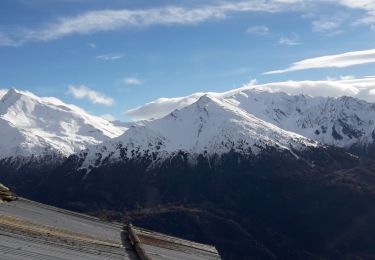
[
  {"x1": 0, "y1": 194, "x2": 221, "y2": 259},
  {"x1": 128, "y1": 224, "x2": 221, "y2": 260}
]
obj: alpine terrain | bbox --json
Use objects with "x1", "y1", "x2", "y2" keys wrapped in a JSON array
[
  {"x1": 127, "y1": 87, "x2": 375, "y2": 150},
  {"x1": 0, "y1": 89, "x2": 125, "y2": 164},
  {"x1": 1, "y1": 88, "x2": 375, "y2": 259}
]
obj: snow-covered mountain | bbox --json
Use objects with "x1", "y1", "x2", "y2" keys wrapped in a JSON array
[
  {"x1": 2, "y1": 86, "x2": 375, "y2": 167},
  {"x1": 224, "y1": 89, "x2": 375, "y2": 148},
  {"x1": 126, "y1": 87, "x2": 375, "y2": 149},
  {"x1": 0, "y1": 89, "x2": 7, "y2": 99},
  {"x1": 0, "y1": 89, "x2": 125, "y2": 159},
  {"x1": 79, "y1": 95, "x2": 318, "y2": 169}
]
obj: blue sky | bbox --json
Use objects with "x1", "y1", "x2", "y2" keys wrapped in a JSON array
[{"x1": 1, "y1": 0, "x2": 375, "y2": 121}]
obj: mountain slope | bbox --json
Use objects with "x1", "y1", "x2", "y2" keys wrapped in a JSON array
[
  {"x1": 79, "y1": 95, "x2": 318, "y2": 170},
  {"x1": 0, "y1": 89, "x2": 124, "y2": 159},
  {"x1": 225, "y1": 89, "x2": 375, "y2": 149},
  {"x1": 126, "y1": 87, "x2": 375, "y2": 149}
]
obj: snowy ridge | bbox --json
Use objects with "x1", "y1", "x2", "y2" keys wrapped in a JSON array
[
  {"x1": 224, "y1": 89, "x2": 375, "y2": 148},
  {"x1": 2, "y1": 86, "x2": 374, "y2": 168},
  {"x1": 126, "y1": 86, "x2": 375, "y2": 148},
  {"x1": 79, "y1": 95, "x2": 318, "y2": 169},
  {"x1": 0, "y1": 89, "x2": 125, "y2": 159}
]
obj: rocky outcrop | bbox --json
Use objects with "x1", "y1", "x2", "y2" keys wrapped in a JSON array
[{"x1": 0, "y1": 183, "x2": 17, "y2": 202}]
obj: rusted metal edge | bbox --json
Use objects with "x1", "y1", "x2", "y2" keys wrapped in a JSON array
[
  {"x1": 127, "y1": 223, "x2": 152, "y2": 260},
  {"x1": 131, "y1": 225, "x2": 219, "y2": 254}
]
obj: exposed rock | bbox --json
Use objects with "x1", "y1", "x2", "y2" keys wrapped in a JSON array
[
  {"x1": 0, "y1": 183, "x2": 16, "y2": 202},
  {"x1": 0, "y1": 183, "x2": 9, "y2": 192}
]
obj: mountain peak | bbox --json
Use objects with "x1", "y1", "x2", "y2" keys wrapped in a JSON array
[
  {"x1": 0, "y1": 88, "x2": 43, "y2": 111},
  {"x1": 2, "y1": 88, "x2": 36, "y2": 100},
  {"x1": 6, "y1": 88, "x2": 17, "y2": 95},
  {"x1": 0, "y1": 89, "x2": 125, "y2": 159},
  {"x1": 193, "y1": 94, "x2": 229, "y2": 113},
  {"x1": 1, "y1": 88, "x2": 21, "y2": 102},
  {"x1": 195, "y1": 94, "x2": 217, "y2": 105}
]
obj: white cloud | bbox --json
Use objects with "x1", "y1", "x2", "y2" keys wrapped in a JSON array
[
  {"x1": 279, "y1": 33, "x2": 301, "y2": 45},
  {"x1": 335, "y1": 0, "x2": 375, "y2": 24},
  {"x1": 0, "y1": 1, "x2": 308, "y2": 46},
  {"x1": 236, "y1": 77, "x2": 375, "y2": 102},
  {"x1": 246, "y1": 25, "x2": 270, "y2": 35},
  {"x1": 67, "y1": 85, "x2": 114, "y2": 106},
  {"x1": 369, "y1": 88, "x2": 375, "y2": 95},
  {"x1": 326, "y1": 75, "x2": 355, "y2": 81},
  {"x1": 123, "y1": 77, "x2": 143, "y2": 86},
  {"x1": 2, "y1": 0, "x2": 375, "y2": 46},
  {"x1": 96, "y1": 53, "x2": 124, "y2": 60},
  {"x1": 247, "y1": 78, "x2": 359, "y2": 97},
  {"x1": 124, "y1": 76, "x2": 375, "y2": 120},
  {"x1": 88, "y1": 42, "x2": 96, "y2": 48},
  {"x1": 265, "y1": 48, "x2": 375, "y2": 74},
  {"x1": 312, "y1": 20, "x2": 336, "y2": 32},
  {"x1": 0, "y1": 33, "x2": 22, "y2": 47},
  {"x1": 311, "y1": 15, "x2": 345, "y2": 33},
  {"x1": 100, "y1": 114, "x2": 116, "y2": 121}
]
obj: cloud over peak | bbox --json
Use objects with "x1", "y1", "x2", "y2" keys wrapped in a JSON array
[
  {"x1": 67, "y1": 85, "x2": 114, "y2": 106},
  {"x1": 124, "y1": 76, "x2": 375, "y2": 120}
]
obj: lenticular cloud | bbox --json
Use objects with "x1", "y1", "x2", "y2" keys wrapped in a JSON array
[{"x1": 124, "y1": 76, "x2": 375, "y2": 120}]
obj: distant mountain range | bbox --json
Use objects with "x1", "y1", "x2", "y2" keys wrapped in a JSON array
[
  {"x1": 127, "y1": 87, "x2": 375, "y2": 148},
  {"x1": 78, "y1": 94, "x2": 318, "y2": 171},
  {"x1": 1, "y1": 87, "x2": 375, "y2": 164}
]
